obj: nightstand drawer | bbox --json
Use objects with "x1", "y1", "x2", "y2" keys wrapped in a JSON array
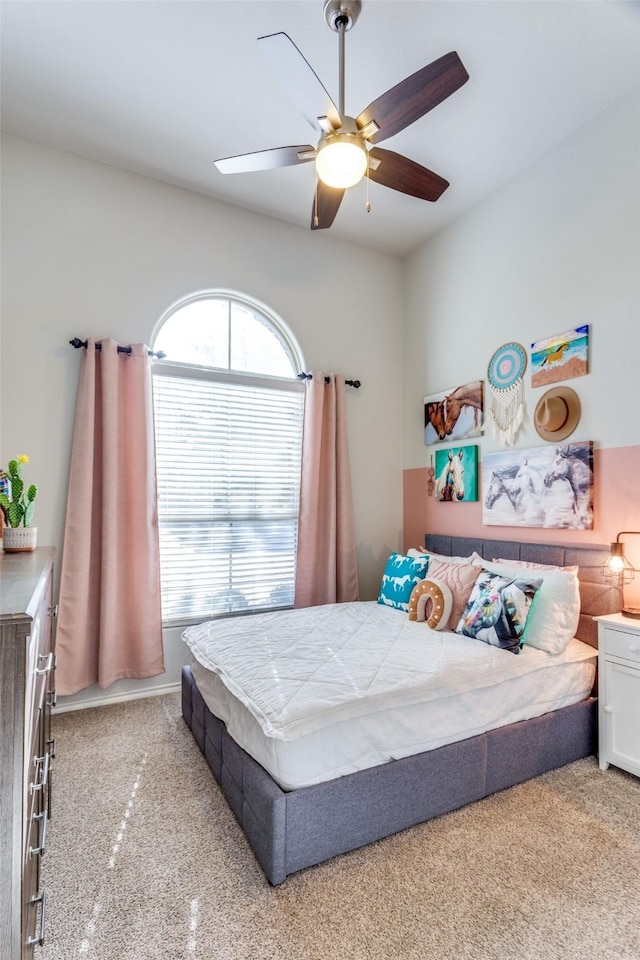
[{"x1": 602, "y1": 629, "x2": 640, "y2": 664}]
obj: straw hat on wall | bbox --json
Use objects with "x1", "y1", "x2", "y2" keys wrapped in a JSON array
[{"x1": 534, "y1": 386, "x2": 581, "y2": 441}]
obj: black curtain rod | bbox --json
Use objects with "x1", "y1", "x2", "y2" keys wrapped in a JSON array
[
  {"x1": 297, "y1": 372, "x2": 361, "y2": 388},
  {"x1": 69, "y1": 345, "x2": 356, "y2": 382},
  {"x1": 69, "y1": 338, "x2": 166, "y2": 359}
]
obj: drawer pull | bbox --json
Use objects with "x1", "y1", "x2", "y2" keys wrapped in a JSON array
[
  {"x1": 29, "y1": 809, "x2": 48, "y2": 857},
  {"x1": 603, "y1": 705, "x2": 613, "y2": 714},
  {"x1": 26, "y1": 890, "x2": 46, "y2": 947},
  {"x1": 30, "y1": 751, "x2": 50, "y2": 794},
  {"x1": 46, "y1": 767, "x2": 53, "y2": 820},
  {"x1": 36, "y1": 652, "x2": 54, "y2": 676}
]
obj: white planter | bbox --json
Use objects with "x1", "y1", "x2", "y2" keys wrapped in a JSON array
[{"x1": 2, "y1": 526, "x2": 37, "y2": 552}]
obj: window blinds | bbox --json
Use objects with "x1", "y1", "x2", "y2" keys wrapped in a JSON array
[{"x1": 153, "y1": 372, "x2": 303, "y2": 623}]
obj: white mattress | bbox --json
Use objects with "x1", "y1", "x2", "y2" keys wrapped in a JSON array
[{"x1": 183, "y1": 601, "x2": 596, "y2": 790}]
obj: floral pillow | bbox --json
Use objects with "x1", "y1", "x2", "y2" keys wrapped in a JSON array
[
  {"x1": 455, "y1": 570, "x2": 542, "y2": 654},
  {"x1": 377, "y1": 553, "x2": 429, "y2": 612}
]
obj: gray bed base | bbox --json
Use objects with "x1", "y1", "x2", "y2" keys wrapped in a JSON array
[{"x1": 181, "y1": 535, "x2": 621, "y2": 886}]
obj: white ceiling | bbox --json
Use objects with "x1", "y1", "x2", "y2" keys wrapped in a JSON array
[{"x1": 2, "y1": 1, "x2": 639, "y2": 257}]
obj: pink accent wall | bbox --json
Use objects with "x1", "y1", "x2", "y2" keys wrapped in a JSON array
[{"x1": 404, "y1": 444, "x2": 640, "y2": 565}]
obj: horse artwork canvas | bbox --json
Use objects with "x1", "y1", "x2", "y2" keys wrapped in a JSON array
[
  {"x1": 482, "y1": 441, "x2": 594, "y2": 529},
  {"x1": 434, "y1": 445, "x2": 479, "y2": 502},
  {"x1": 424, "y1": 380, "x2": 484, "y2": 445},
  {"x1": 531, "y1": 325, "x2": 589, "y2": 388}
]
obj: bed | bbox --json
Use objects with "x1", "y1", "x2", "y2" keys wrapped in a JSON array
[{"x1": 181, "y1": 534, "x2": 622, "y2": 885}]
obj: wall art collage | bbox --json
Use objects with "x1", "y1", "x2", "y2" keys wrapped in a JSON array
[{"x1": 423, "y1": 325, "x2": 593, "y2": 529}]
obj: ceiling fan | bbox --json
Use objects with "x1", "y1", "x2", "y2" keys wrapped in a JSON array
[{"x1": 214, "y1": 0, "x2": 469, "y2": 231}]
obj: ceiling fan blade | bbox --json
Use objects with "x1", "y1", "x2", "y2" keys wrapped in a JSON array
[
  {"x1": 258, "y1": 32, "x2": 342, "y2": 133},
  {"x1": 214, "y1": 145, "x2": 316, "y2": 175},
  {"x1": 310, "y1": 181, "x2": 345, "y2": 230},
  {"x1": 356, "y1": 52, "x2": 469, "y2": 145},
  {"x1": 367, "y1": 148, "x2": 449, "y2": 201}
]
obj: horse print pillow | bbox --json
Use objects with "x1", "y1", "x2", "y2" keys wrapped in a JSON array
[
  {"x1": 378, "y1": 553, "x2": 429, "y2": 612},
  {"x1": 471, "y1": 559, "x2": 580, "y2": 655},
  {"x1": 455, "y1": 570, "x2": 542, "y2": 653}
]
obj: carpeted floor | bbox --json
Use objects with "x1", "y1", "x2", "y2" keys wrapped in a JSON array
[{"x1": 38, "y1": 694, "x2": 640, "y2": 960}]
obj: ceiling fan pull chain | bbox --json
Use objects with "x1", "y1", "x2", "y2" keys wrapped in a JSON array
[
  {"x1": 313, "y1": 176, "x2": 319, "y2": 228},
  {"x1": 365, "y1": 152, "x2": 371, "y2": 213}
]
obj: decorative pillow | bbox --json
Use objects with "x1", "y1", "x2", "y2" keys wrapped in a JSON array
[
  {"x1": 455, "y1": 570, "x2": 542, "y2": 654},
  {"x1": 472, "y1": 559, "x2": 580, "y2": 655},
  {"x1": 408, "y1": 578, "x2": 453, "y2": 630},
  {"x1": 492, "y1": 557, "x2": 579, "y2": 575},
  {"x1": 377, "y1": 553, "x2": 429, "y2": 612},
  {"x1": 423, "y1": 558, "x2": 480, "y2": 631}
]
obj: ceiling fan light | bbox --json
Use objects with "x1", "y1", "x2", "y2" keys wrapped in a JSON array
[{"x1": 316, "y1": 133, "x2": 367, "y2": 188}]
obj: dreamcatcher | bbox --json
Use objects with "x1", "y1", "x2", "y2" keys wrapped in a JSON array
[
  {"x1": 486, "y1": 342, "x2": 527, "y2": 446},
  {"x1": 426, "y1": 455, "x2": 435, "y2": 497}
]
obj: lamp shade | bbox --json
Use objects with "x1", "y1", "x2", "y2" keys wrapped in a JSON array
[
  {"x1": 602, "y1": 531, "x2": 640, "y2": 618},
  {"x1": 602, "y1": 541, "x2": 634, "y2": 584},
  {"x1": 316, "y1": 133, "x2": 367, "y2": 189}
]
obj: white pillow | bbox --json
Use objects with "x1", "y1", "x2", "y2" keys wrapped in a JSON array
[
  {"x1": 470, "y1": 558, "x2": 580, "y2": 655},
  {"x1": 407, "y1": 548, "x2": 473, "y2": 564},
  {"x1": 491, "y1": 557, "x2": 579, "y2": 575}
]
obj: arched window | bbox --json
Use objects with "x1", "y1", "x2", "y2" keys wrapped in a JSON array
[{"x1": 152, "y1": 292, "x2": 304, "y2": 624}]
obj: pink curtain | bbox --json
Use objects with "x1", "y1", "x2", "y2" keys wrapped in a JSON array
[
  {"x1": 56, "y1": 339, "x2": 165, "y2": 694},
  {"x1": 294, "y1": 373, "x2": 359, "y2": 608}
]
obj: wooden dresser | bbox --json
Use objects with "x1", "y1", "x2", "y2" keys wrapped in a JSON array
[{"x1": 0, "y1": 548, "x2": 56, "y2": 960}]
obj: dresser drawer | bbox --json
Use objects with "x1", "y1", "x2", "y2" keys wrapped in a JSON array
[
  {"x1": 22, "y1": 792, "x2": 47, "y2": 956},
  {"x1": 1, "y1": 547, "x2": 55, "y2": 959},
  {"x1": 602, "y1": 629, "x2": 640, "y2": 664},
  {"x1": 24, "y1": 790, "x2": 46, "y2": 883},
  {"x1": 23, "y1": 888, "x2": 46, "y2": 957}
]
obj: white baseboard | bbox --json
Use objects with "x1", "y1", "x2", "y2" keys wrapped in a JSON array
[{"x1": 52, "y1": 681, "x2": 181, "y2": 714}]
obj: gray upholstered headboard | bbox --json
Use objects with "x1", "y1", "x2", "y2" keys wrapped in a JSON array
[{"x1": 424, "y1": 534, "x2": 622, "y2": 648}]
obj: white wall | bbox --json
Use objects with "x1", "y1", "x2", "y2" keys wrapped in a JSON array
[
  {"x1": 5, "y1": 87, "x2": 638, "y2": 710},
  {"x1": 403, "y1": 88, "x2": 640, "y2": 469},
  {"x1": 1, "y1": 134, "x2": 405, "y2": 709}
]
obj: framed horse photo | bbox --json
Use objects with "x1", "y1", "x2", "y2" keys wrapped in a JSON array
[
  {"x1": 482, "y1": 441, "x2": 594, "y2": 529},
  {"x1": 424, "y1": 380, "x2": 484, "y2": 445},
  {"x1": 434, "y1": 445, "x2": 479, "y2": 502}
]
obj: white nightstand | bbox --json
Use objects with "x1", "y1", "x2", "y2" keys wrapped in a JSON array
[{"x1": 595, "y1": 613, "x2": 640, "y2": 777}]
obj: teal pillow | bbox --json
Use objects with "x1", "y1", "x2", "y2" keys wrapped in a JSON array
[
  {"x1": 378, "y1": 553, "x2": 429, "y2": 612},
  {"x1": 455, "y1": 570, "x2": 542, "y2": 653}
]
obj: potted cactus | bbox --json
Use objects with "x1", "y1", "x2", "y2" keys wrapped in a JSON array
[{"x1": 0, "y1": 455, "x2": 38, "y2": 552}]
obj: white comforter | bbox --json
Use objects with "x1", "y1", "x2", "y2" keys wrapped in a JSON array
[{"x1": 182, "y1": 601, "x2": 595, "y2": 742}]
